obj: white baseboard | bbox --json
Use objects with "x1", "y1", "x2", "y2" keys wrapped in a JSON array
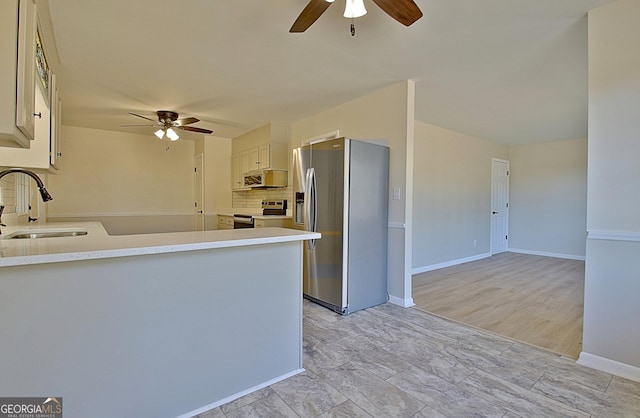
[
  {"x1": 411, "y1": 252, "x2": 492, "y2": 275},
  {"x1": 577, "y1": 352, "x2": 640, "y2": 383},
  {"x1": 388, "y1": 294, "x2": 415, "y2": 308},
  {"x1": 508, "y1": 248, "x2": 585, "y2": 261},
  {"x1": 175, "y1": 368, "x2": 305, "y2": 418}
]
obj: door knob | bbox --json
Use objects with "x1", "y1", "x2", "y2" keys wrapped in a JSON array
[{"x1": 492, "y1": 211, "x2": 499, "y2": 214}]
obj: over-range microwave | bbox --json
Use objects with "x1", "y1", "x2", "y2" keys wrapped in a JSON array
[{"x1": 243, "y1": 169, "x2": 288, "y2": 188}]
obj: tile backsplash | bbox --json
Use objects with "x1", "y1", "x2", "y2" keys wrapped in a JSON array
[
  {"x1": 0, "y1": 176, "x2": 16, "y2": 213},
  {"x1": 233, "y1": 186, "x2": 294, "y2": 209}
]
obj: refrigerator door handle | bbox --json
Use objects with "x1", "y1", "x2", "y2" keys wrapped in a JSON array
[
  {"x1": 305, "y1": 167, "x2": 317, "y2": 250},
  {"x1": 304, "y1": 168, "x2": 311, "y2": 230}
]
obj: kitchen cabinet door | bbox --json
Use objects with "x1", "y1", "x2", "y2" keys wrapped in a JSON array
[
  {"x1": 249, "y1": 147, "x2": 260, "y2": 171},
  {"x1": 254, "y1": 218, "x2": 292, "y2": 228},
  {"x1": 15, "y1": 0, "x2": 37, "y2": 143},
  {"x1": 250, "y1": 143, "x2": 288, "y2": 171},
  {"x1": 0, "y1": 0, "x2": 37, "y2": 148},
  {"x1": 257, "y1": 144, "x2": 270, "y2": 169},
  {"x1": 231, "y1": 152, "x2": 250, "y2": 190},
  {"x1": 217, "y1": 215, "x2": 234, "y2": 230},
  {"x1": 0, "y1": 76, "x2": 52, "y2": 169},
  {"x1": 0, "y1": 16, "x2": 61, "y2": 170}
]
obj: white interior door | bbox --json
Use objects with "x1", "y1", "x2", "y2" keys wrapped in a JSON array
[
  {"x1": 194, "y1": 154, "x2": 204, "y2": 231},
  {"x1": 491, "y1": 158, "x2": 509, "y2": 254}
]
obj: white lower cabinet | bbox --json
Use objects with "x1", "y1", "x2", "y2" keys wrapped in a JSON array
[
  {"x1": 254, "y1": 218, "x2": 291, "y2": 228},
  {"x1": 217, "y1": 215, "x2": 234, "y2": 230}
]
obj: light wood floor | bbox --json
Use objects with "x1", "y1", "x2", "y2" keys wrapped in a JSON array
[{"x1": 412, "y1": 252, "x2": 584, "y2": 359}]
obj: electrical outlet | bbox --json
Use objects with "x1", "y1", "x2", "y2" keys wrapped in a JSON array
[
  {"x1": 393, "y1": 187, "x2": 401, "y2": 200},
  {"x1": 473, "y1": 239, "x2": 477, "y2": 247}
]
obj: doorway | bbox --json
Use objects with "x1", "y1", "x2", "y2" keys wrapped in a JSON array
[{"x1": 491, "y1": 158, "x2": 509, "y2": 254}]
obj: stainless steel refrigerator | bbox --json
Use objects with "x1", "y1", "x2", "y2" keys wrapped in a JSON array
[{"x1": 292, "y1": 137, "x2": 389, "y2": 315}]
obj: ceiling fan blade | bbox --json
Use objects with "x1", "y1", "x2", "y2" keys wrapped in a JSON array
[
  {"x1": 178, "y1": 126, "x2": 214, "y2": 134},
  {"x1": 290, "y1": 0, "x2": 333, "y2": 33},
  {"x1": 370, "y1": 0, "x2": 423, "y2": 26},
  {"x1": 175, "y1": 117, "x2": 199, "y2": 126},
  {"x1": 121, "y1": 124, "x2": 157, "y2": 127},
  {"x1": 129, "y1": 112, "x2": 156, "y2": 122}
]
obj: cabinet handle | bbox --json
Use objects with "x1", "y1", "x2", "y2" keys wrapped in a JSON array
[{"x1": 34, "y1": 112, "x2": 42, "y2": 118}]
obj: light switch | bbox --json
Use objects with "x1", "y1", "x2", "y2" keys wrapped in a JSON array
[{"x1": 393, "y1": 187, "x2": 401, "y2": 200}]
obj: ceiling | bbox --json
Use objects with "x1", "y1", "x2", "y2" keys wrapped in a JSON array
[{"x1": 44, "y1": 0, "x2": 615, "y2": 145}]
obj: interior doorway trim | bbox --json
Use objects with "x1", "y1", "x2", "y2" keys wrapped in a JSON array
[{"x1": 194, "y1": 153, "x2": 204, "y2": 231}]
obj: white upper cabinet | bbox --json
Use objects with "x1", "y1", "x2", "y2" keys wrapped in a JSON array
[
  {"x1": 0, "y1": 1, "x2": 62, "y2": 171},
  {"x1": 231, "y1": 143, "x2": 288, "y2": 190},
  {"x1": 0, "y1": 0, "x2": 37, "y2": 148},
  {"x1": 231, "y1": 151, "x2": 250, "y2": 190},
  {"x1": 248, "y1": 143, "x2": 277, "y2": 171},
  {"x1": 230, "y1": 124, "x2": 290, "y2": 190},
  {"x1": 0, "y1": 74, "x2": 52, "y2": 169}
]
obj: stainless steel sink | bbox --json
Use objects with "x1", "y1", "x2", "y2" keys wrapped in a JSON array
[{"x1": 3, "y1": 228, "x2": 88, "y2": 240}]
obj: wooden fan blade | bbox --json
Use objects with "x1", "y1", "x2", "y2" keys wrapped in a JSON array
[
  {"x1": 371, "y1": 0, "x2": 423, "y2": 26},
  {"x1": 290, "y1": 0, "x2": 332, "y2": 33},
  {"x1": 178, "y1": 126, "x2": 214, "y2": 134},
  {"x1": 175, "y1": 117, "x2": 199, "y2": 126},
  {"x1": 129, "y1": 112, "x2": 156, "y2": 122}
]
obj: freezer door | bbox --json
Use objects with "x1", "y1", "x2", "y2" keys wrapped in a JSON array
[
  {"x1": 299, "y1": 138, "x2": 346, "y2": 311},
  {"x1": 345, "y1": 140, "x2": 390, "y2": 313},
  {"x1": 292, "y1": 146, "x2": 310, "y2": 230}
]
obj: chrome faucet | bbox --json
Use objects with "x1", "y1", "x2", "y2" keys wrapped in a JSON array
[{"x1": 0, "y1": 168, "x2": 53, "y2": 234}]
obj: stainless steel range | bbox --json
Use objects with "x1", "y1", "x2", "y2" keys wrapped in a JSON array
[
  {"x1": 261, "y1": 199, "x2": 287, "y2": 216},
  {"x1": 233, "y1": 200, "x2": 287, "y2": 229}
]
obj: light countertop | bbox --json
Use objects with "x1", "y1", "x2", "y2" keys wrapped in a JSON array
[{"x1": 0, "y1": 222, "x2": 319, "y2": 267}]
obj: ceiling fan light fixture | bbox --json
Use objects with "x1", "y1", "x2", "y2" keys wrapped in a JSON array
[
  {"x1": 154, "y1": 129, "x2": 165, "y2": 139},
  {"x1": 324, "y1": 0, "x2": 335, "y2": 2},
  {"x1": 166, "y1": 128, "x2": 180, "y2": 141},
  {"x1": 344, "y1": 0, "x2": 367, "y2": 18}
]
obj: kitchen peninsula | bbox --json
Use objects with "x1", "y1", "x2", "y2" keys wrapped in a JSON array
[{"x1": 0, "y1": 223, "x2": 320, "y2": 418}]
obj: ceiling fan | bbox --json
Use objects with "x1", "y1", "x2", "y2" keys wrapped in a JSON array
[
  {"x1": 290, "y1": 0, "x2": 423, "y2": 34},
  {"x1": 123, "y1": 110, "x2": 214, "y2": 141}
]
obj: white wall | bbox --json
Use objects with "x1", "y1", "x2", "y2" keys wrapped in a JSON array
[
  {"x1": 195, "y1": 135, "x2": 232, "y2": 230},
  {"x1": 291, "y1": 81, "x2": 415, "y2": 306},
  {"x1": 580, "y1": 0, "x2": 640, "y2": 378},
  {"x1": 412, "y1": 121, "x2": 508, "y2": 269},
  {"x1": 47, "y1": 126, "x2": 197, "y2": 234},
  {"x1": 508, "y1": 138, "x2": 587, "y2": 259},
  {"x1": 204, "y1": 136, "x2": 232, "y2": 209}
]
